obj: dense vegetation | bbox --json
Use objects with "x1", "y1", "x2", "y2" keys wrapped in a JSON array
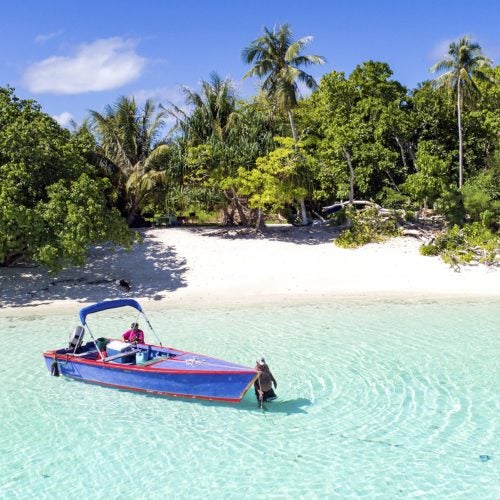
[
  {"x1": 1, "y1": 27, "x2": 498, "y2": 270},
  {"x1": 0, "y1": 87, "x2": 132, "y2": 271}
]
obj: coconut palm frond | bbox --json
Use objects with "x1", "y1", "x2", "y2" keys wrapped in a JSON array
[
  {"x1": 242, "y1": 23, "x2": 324, "y2": 117},
  {"x1": 430, "y1": 58, "x2": 454, "y2": 74},
  {"x1": 88, "y1": 96, "x2": 168, "y2": 224},
  {"x1": 430, "y1": 35, "x2": 492, "y2": 188},
  {"x1": 144, "y1": 144, "x2": 171, "y2": 171},
  {"x1": 285, "y1": 36, "x2": 314, "y2": 60}
]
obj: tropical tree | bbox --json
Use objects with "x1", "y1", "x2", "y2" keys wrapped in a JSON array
[
  {"x1": 167, "y1": 72, "x2": 238, "y2": 146},
  {"x1": 0, "y1": 87, "x2": 130, "y2": 270},
  {"x1": 227, "y1": 137, "x2": 314, "y2": 230},
  {"x1": 430, "y1": 36, "x2": 492, "y2": 188},
  {"x1": 242, "y1": 23, "x2": 325, "y2": 223},
  {"x1": 166, "y1": 75, "x2": 286, "y2": 225},
  {"x1": 89, "y1": 97, "x2": 169, "y2": 225},
  {"x1": 306, "y1": 64, "x2": 403, "y2": 206},
  {"x1": 166, "y1": 74, "x2": 242, "y2": 220}
]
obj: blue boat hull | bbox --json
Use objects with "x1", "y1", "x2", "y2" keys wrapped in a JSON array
[
  {"x1": 43, "y1": 299, "x2": 258, "y2": 403},
  {"x1": 43, "y1": 352, "x2": 256, "y2": 403}
]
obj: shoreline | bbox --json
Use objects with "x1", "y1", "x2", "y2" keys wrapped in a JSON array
[
  {"x1": 2, "y1": 291, "x2": 499, "y2": 318},
  {"x1": 1, "y1": 227, "x2": 498, "y2": 316}
]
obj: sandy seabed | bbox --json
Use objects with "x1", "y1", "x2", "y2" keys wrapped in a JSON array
[{"x1": 0, "y1": 226, "x2": 498, "y2": 316}]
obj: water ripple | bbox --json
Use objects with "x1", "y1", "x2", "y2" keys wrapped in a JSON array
[{"x1": 0, "y1": 299, "x2": 498, "y2": 498}]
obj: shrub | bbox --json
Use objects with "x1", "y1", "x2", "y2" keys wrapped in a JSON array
[
  {"x1": 434, "y1": 189, "x2": 465, "y2": 225},
  {"x1": 420, "y1": 222, "x2": 499, "y2": 266},
  {"x1": 419, "y1": 244, "x2": 440, "y2": 256},
  {"x1": 335, "y1": 207, "x2": 401, "y2": 248}
]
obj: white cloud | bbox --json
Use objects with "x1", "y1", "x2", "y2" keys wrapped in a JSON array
[
  {"x1": 131, "y1": 86, "x2": 185, "y2": 106},
  {"x1": 35, "y1": 30, "x2": 64, "y2": 44},
  {"x1": 23, "y1": 37, "x2": 146, "y2": 94},
  {"x1": 428, "y1": 38, "x2": 454, "y2": 62},
  {"x1": 52, "y1": 111, "x2": 74, "y2": 128}
]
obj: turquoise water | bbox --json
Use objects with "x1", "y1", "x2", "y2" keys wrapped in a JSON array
[{"x1": 0, "y1": 299, "x2": 499, "y2": 499}]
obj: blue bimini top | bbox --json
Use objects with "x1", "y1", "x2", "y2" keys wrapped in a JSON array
[{"x1": 79, "y1": 299, "x2": 143, "y2": 325}]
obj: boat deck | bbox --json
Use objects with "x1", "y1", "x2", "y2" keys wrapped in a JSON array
[{"x1": 47, "y1": 341, "x2": 254, "y2": 374}]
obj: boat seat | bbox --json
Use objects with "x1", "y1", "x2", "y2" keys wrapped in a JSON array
[{"x1": 103, "y1": 348, "x2": 142, "y2": 362}]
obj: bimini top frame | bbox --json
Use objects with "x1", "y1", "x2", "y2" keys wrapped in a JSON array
[
  {"x1": 78, "y1": 299, "x2": 163, "y2": 354},
  {"x1": 79, "y1": 299, "x2": 143, "y2": 325}
]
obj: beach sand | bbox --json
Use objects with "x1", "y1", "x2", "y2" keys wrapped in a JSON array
[{"x1": 0, "y1": 226, "x2": 498, "y2": 315}]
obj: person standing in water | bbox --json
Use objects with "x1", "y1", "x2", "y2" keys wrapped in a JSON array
[{"x1": 254, "y1": 356, "x2": 277, "y2": 404}]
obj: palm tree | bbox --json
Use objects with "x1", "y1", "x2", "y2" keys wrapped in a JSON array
[
  {"x1": 242, "y1": 23, "x2": 325, "y2": 223},
  {"x1": 166, "y1": 72, "x2": 238, "y2": 146},
  {"x1": 166, "y1": 74, "x2": 256, "y2": 223},
  {"x1": 430, "y1": 36, "x2": 492, "y2": 188},
  {"x1": 90, "y1": 97, "x2": 169, "y2": 225}
]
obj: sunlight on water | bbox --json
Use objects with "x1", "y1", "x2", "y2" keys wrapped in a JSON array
[{"x1": 0, "y1": 298, "x2": 499, "y2": 498}]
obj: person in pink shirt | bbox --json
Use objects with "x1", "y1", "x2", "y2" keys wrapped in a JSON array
[{"x1": 122, "y1": 322, "x2": 145, "y2": 344}]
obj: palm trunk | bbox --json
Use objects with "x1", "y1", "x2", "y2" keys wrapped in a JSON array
[
  {"x1": 126, "y1": 201, "x2": 138, "y2": 226},
  {"x1": 288, "y1": 109, "x2": 298, "y2": 143},
  {"x1": 288, "y1": 109, "x2": 308, "y2": 225},
  {"x1": 457, "y1": 80, "x2": 463, "y2": 189}
]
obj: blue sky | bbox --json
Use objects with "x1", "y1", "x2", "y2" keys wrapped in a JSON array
[{"x1": 1, "y1": 0, "x2": 498, "y2": 128}]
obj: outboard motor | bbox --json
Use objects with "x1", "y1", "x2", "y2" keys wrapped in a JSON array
[{"x1": 69, "y1": 325, "x2": 85, "y2": 351}]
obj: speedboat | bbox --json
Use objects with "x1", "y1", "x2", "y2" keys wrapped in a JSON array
[{"x1": 42, "y1": 299, "x2": 257, "y2": 403}]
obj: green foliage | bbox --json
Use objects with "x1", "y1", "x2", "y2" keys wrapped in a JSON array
[
  {"x1": 335, "y1": 208, "x2": 401, "y2": 248},
  {"x1": 35, "y1": 175, "x2": 132, "y2": 271},
  {"x1": 419, "y1": 243, "x2": 440, "y2": 256},
  {"x1": 350, "y1": 61, "x2": 407, "y2": 101},
  {"x1": 378, "y1": 187, "x2": 412, "y2": 209},
  {"x1": 307, "y1": 63, "x2": 410, "y2": 204},
  {"x1": 402, "y1": 141, "x2": 452, "y2": 205},
  {"x1": 462, "y1": 153, "x2": 500, "y2": 229},
  {"x1": 165, "y1": 81, "x2": 287, "y2": 220},
  {"x1": 228, "y1": 137, "x2": 310, "y2": 215},
  {"x1": 434, "y1": 189, "x2": 465, "y2": 225},
  {"x1": 169, "y1": 73, "x2": 238, "y2": 145},
  {"x1": 430, "y1": 36, "x2": 494, "y2": 188},
  {"x1": 89, "y1": 96, "x2": 169, "y2": 225},
  {"x1": 3, "y1": 37, "x2": 499, "y2": 269},
  {"x1": 420, "y1": 223, "x2": 499, "y2": 266},
  {"x1": 242, "y1": 24, "x2": 325, "y2": 116},
  {"x1": 0, "y1": 87, "x2": 130, "y2": 271}
]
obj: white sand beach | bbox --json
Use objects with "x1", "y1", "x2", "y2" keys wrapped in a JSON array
[{"x1": 0, "y1": 226, "x2": 498, "y2": 315}]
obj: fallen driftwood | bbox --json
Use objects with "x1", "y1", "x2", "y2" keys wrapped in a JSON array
[
  {"x1": 323, "y1": 200, "x2": 381, "y2": 214},
  {"x1": 402, "y1": 229, "x2": 423, "y2": 239},
  {"x1": 401, "y1": 227, "x2": 438, "y2": 244}
]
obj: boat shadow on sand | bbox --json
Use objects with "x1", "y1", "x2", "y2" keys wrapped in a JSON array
[{"x1": 0, "y1": 234, "x2": 188, "y2": 308}]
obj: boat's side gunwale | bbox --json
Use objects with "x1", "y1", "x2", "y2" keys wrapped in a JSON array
[{"x1": 43, "y1": 351, "x2": 257, "y2": 376}]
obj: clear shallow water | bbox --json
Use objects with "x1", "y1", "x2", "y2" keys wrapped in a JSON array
[{"x1": 0, "y1": 299, "x2": 499, "y2": 499}]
